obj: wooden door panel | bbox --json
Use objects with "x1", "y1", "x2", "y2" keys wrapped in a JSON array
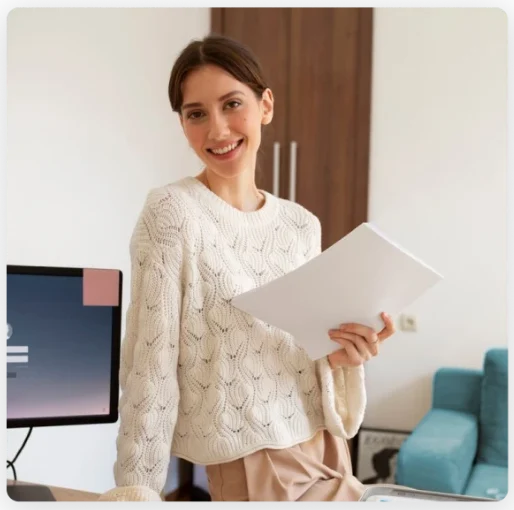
[{"x1": 288, "y1": 8, "x2": 371, "y2": 249}]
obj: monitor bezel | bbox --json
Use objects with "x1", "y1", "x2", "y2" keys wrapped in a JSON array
[{"x1": 6, "y1": 265, "x2": 122, "y2": 429}]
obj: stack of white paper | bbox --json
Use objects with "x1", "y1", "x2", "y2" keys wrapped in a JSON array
[{"x1": 231, "y1": 223, "x2": 443, "y2": 360}]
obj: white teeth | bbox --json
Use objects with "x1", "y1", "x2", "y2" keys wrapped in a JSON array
[{"x1": 211, "y1": 141, "x2": 239, "y2": 155}]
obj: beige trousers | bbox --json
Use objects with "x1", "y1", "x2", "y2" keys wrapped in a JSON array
[{"x1": 205, "y1": 430, "x2": 365, "y2": 501}]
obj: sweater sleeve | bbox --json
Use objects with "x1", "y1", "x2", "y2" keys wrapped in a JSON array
[
  {"x1": 308, "y1": 214, "x2": 367, "y2": 439},
  {"x1": 99, "y1": 192, "x2": 183, "y2": 502},
  {"x1": 317, "y1": 358, "x2": 366, "y2": 439}
]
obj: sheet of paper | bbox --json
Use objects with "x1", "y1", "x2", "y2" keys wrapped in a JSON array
[{"x1": 231, "y1": 222, "x2": 443, "y2": 360}]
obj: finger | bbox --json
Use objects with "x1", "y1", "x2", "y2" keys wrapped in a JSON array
[
  {"x1": 377, "y1": 312, "x2": 396, "y2": 342},
  {"x1": 331, "y1": 332, "x2": 376, "y2": 360},
  {"x1": 329, "y1": 331, "x2": 352, "y2": 349},
  {"x1": 329, "y1": 330, "x2": 364, "y2": 343},
  {"x1": 330, "y1": 330, "x2": 367, "y2": 346},
  {"x1": 338, "y1": 323, "x2": 378, "y2": 344},
  {"x1": 329, "y1": 330, "x2": 376, "y2": 351}
]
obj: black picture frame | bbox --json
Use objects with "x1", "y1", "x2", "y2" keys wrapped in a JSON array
[
  {"x1": 6, "y1": 264, "x2": 122, "y2": 429},
  {"x1": 352, "y1": 427, "x2": 410, "y2": 485}
]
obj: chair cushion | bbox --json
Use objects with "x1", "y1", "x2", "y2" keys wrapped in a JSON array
[
  {"x1": 478, "y1": 348, "x2": 508, "y2": 466},
  {"x1": 464, "y1": 463, "x2": 508, "y2": 500}
]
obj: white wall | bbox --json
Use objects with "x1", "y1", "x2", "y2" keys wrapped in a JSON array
[
  {"x1": 365, "y1": 8, "x2": 507, "y2": 431},
  {"x1": 6, "y1": 8, "x2": 209, "y2": 494}
]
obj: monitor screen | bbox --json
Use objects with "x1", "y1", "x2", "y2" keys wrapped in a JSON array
[{"x1": 6, "y1": 265, "x2": 122, "y2": 428}]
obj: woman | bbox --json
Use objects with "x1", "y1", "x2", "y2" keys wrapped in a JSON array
[{"x1": 99, "y1": 34, "x2": 395, "y2": 502}]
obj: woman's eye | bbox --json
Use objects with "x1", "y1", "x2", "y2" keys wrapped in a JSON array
[
  {"x1": 226, "y1": 100, "x2": 241, "y2": 110},
  {"x1": 187, "y1": 111, "x2": 204, "y2": 120}
]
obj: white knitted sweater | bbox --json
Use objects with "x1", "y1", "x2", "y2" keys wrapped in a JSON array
[{"x1": 99, "y1": 177, "x2": 366, "y2": 502}]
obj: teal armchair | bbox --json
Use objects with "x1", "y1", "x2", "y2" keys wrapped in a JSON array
[{"x1": 396, "y1": 348, "x2": 508, "y2": 500}]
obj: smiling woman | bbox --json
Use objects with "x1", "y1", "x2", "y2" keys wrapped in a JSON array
[
  {"x1": 98, "y1": 34, "x2": 395, "y2": 503},
  {"x1": 179, "y1": 67, "x2": 272, "y2": 179}
]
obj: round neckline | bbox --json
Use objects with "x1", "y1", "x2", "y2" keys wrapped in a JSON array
[{"x1": 182, "y1": 176, "x2": 280, "y2": 227}]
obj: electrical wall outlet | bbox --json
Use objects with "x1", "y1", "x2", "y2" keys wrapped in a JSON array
[{"x1": 400, "y1": 314, "x2": 418, "y2": 332}]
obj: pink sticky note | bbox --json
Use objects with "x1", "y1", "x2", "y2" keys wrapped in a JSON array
[{"x1": 83, "y1": 269, "x2": 120, "y2": 306}]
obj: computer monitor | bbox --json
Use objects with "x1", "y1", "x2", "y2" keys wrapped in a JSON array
[{"x1": 6, "y1": 265, "x2": 122, "y2": 429}]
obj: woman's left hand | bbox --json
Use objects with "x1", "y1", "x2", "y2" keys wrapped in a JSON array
[{"x1": 327, "y1": 312, "x2": 396, "y2": 369}]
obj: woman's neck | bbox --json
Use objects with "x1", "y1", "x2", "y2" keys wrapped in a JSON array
[{"x1": 197, "y1": 169, "x2": 265, "y2": 212}]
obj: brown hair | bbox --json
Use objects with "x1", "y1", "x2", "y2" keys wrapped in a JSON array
[{"x1": 168, "y1": 34, "x2": 269, "y2": 113}]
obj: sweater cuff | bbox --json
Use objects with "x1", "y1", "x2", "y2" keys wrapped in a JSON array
[
  {"x1": 97, "y1": 485, "x2": 163, "y2": 502},
  {"x1": 317, "y1": 356, "x2": 366, "y2": 439}
]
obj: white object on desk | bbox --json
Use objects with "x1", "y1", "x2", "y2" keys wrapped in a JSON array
[{"x1": 232, "y1": 223, "x2": 443, "y2": 360}]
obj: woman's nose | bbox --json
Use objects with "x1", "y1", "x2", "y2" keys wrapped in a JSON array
[{"x1": 208, "y1": 112, "x2": 230, "y2": 140}]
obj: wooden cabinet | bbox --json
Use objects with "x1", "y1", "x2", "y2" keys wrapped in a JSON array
[{"x1": 212, "y1": 8, "x2": 373, "y2": 249}]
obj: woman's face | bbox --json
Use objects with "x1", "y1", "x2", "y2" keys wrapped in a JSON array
[{"x1": 180, "y1": 64, "x2": 273, "y2": 181}]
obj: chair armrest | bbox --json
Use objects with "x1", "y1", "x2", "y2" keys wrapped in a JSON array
[
  {"x1": 396, "y1": 409, "x2": 478, "y2": 494},
  {"x1": 433, "y1": 368, "x2": 482, "y2": 416}
]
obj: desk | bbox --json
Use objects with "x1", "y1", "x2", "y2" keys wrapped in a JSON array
[{"x1": 7, "y1": 480, "x2": 99, "y2": 502}]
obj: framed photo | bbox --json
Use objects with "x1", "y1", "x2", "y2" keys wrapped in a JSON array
[{"x1": 352, "y1": 427, "x2": 410, "y2": 484}]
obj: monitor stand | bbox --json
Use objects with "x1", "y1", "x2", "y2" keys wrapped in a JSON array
[{"x1": 7, "y1": 484, "x2": 56, "y2": 501}]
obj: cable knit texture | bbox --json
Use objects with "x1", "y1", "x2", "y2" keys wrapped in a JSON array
[{"x1": 99, "y1": 176, "x2": 366, "y2": 501}]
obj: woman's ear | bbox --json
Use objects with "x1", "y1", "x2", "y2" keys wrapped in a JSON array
[{"x1": 261, "y1": 88, "x2": 274, "y2": 125}]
